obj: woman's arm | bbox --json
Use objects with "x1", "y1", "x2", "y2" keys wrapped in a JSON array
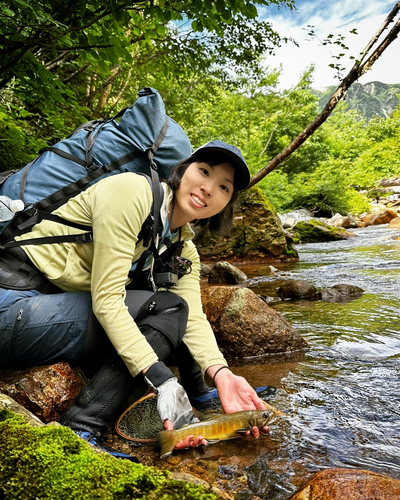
[{"x1": 89, "y1": 174, "x2": 159, "y2": 376}]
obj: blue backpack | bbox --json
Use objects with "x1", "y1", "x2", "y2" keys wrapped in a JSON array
[{"x1": 0, "y1": 87, "x2": 193, "y2": 245}]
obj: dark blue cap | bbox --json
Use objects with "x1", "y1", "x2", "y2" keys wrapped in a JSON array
[{"x1": 190, "y1": 140, "x2": 250, "y2": 191}]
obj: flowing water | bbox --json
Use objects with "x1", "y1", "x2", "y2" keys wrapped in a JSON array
[{"x1": 200, "y1": 224, "x2": 400, "y2": 499}]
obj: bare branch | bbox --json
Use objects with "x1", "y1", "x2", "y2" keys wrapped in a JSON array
[{"x1": 62, "y1": 62, "x2": 91, "y2": 83}]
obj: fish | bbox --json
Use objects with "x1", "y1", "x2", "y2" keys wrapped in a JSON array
[{"x1": 158, "y1": 409, "x2": 279, "y2": 459}]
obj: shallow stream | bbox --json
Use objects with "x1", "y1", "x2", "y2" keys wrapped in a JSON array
[{"x1": 200, "y1": 224, "x2": 400, "y2": 498}]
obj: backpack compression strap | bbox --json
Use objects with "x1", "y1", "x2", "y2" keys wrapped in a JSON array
[
  {"x1": 0, "y1": 116, "x2": 169, "y2": 245},
  {"x1": 0, "y1": 212, "x2": 93, "y2": 250}
]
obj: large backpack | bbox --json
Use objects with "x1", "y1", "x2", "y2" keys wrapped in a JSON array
[
  {"x1": 0, "y1": 87, "x2": 193, "y2": 292},
  {"x1": 0, "y1": 87, "x2": 192, "y2": 243}
]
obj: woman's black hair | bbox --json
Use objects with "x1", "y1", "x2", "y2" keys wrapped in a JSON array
[{"x1": 166, "y1": 150, "x2": 240, "y2": 237}]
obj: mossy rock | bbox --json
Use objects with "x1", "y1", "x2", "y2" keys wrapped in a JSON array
[
  {"x1": 195, "y1": 187, "x2": 296, "y2": 261},
  {"x1": 0, "y1": 409, "x2": 220, "y2": 500},
  {"x1": 290, "y1": 219, "x2": 355, "y2": 244}
]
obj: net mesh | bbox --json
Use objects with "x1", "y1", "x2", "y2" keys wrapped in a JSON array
[{"x1": 116, "y1": 393, "x2": 163, "y2": 443}]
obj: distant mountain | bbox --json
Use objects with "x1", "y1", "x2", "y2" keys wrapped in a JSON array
[{"x1": 315, "y1": 81, "x2": 400, "y2": 120}]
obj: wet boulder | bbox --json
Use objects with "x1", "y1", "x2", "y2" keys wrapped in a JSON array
[
  {"x1": 289, "y1": 468, "x2": 400, "y2": 499},
  {"x1": 208, "y1": 261, "x2": 247, "y2": 284},
  {"x1": 290, "y1": 219, "x2": 356, "y2": 244},
  {"x1": 361, "y1": 209, "x2": 397, "y2": 227},
  {"x1": 281, "y1": 216, "x2": 297, "y2": 229},
  {"x1": 326, "y1": 213, "x2": 358, "y2": 229},
  {"x1": 278, "y1": 280, "x2": 320, "y2": 301},
  {"x1": 0, "y1": 362, "x2": 87, "y2": 423},
  {"x1": 389, "y1": 216, "x2": 400, "y2": 229},
  {"x1": 201, "y1": 286, "x2": 308, "y2": 359},
  {"x1": 321, "y1": 284, "x2": 364, "y2": 302},
  {"x1": 200, "y1": 263, "x2": 212, "y2": 277}
]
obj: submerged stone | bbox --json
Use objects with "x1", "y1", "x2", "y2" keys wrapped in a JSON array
[{"x1": 278, "y1": 280, "x2": 320, "y2": 301}]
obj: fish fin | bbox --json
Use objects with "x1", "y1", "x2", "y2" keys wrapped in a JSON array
[
  {"x1": 206, "y1": 439, "x2": 221, "y2": 444},
  {"x1": 158, "y1": 430, "x2": 175, "y2": 459},
  {"x1": 236, "y1": 428, "x2": 251, "y2": 434}
]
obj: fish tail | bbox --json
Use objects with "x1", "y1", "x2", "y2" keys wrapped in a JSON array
[{"x1": 158, "y1": 430, "x2": 176, "y2": 459}]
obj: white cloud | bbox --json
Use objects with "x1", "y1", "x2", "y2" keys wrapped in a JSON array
[{"x1": 260, "y1": 0, "x2": 400, "y2": 89}]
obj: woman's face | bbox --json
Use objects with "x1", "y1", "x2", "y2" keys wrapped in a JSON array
[{"x1": 173, "y1": 161, "x2": 235, "y2": 226}]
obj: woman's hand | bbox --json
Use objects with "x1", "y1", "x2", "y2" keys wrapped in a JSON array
[
  {"x1": 206, "y1": 365, "x2": 270, "y2": 437},
  {"x1": 163, "y1": 419, "x2": 208, "y2": 449}
]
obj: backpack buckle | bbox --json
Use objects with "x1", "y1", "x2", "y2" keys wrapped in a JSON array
[{"x1": 76, "y1": 232, "x2": 93, "y2": 244}]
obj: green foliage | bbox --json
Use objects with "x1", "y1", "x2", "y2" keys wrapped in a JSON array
[
  {"x1": 0, "y1": 410, "x2": 219, "y2": 500},
  {"x1": 0, "y1": 0, "x2": 398, "y2": 216},
  {"x1": 0, "y1": 0, "x2": 294, "y2": 171},
  {"x1": 0, "y1": 103, "x2": 46, "y2": 169}
]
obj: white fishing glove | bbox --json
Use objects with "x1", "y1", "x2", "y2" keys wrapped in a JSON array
[{"x1": 144, "y1": 361, "x2": 199, "y2": 429}]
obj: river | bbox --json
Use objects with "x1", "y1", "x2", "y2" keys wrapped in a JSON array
[{"x1": 201, "y1": 224, "x2": 400, "y2": 499}]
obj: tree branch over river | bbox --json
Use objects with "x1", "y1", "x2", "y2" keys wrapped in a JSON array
[{"x1": 249, "y1": 0, "x2": 400, "y2": 188}]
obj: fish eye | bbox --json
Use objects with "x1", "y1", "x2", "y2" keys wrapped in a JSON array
[{"x1": 262, "y1": 411, "x2": 270, "y2": 418}]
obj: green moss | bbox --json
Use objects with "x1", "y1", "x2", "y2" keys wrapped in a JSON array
[
  {"x1": 284, "y1": 245, "x2": 299, "y2": 258},
  {"x1": 0, "y1": 410, "x2": 219, "y2": 500},
  {"x1": 291, "y1": 219, "x2": 351, "y2": 244}
]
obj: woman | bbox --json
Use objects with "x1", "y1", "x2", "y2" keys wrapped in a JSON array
[{"x1": 0, "y1": 140, "x2": 267, "y2": 454}]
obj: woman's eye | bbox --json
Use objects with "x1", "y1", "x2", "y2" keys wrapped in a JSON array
[
  {"x1": 220, "y1": 184, "x2": 229, "y2": 193},
  {"x1": 199, "y1": 168, "x2": 209, "y2": 176}
]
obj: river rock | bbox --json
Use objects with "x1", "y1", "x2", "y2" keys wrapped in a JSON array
[
  {"x1": 289, "y1": 468, "x2": 400, "y2": 499},
  {"x1": 282, "y1": 216, "x2": 297, "y2": 228},
  {"x1": 321, "y1": 284, "x2": 364, "y2": 302},
  {"x1": 208, "y1": 261, "x2": 247, "y2": 284},
  {"x1": 389, "y1": 216, "x2": 400, "y2": 229},
  {"x1": 361, "y1": 209, "x2": 397, "y2": 227},
  {"x1": 200, "y1": 263, "x2": 212, "y2": 277},
  {"x1": 278, "y1": 280, "x2": 320, "y2": 301},
  {"x1": 327, "y1": 213, "x2": 358, "y2": 229},
  {"x1": 256, "y1": 264, "x2": 278, "y2": 274},
  {"x1": 279, "y1": 209, "x2": 315, "y2": 225},
  {"x1": 201, "y1": 286, "x2": 308, "y2": 358},
  {"x1": 0, "y1": 362, "x2": 87, "y2": 423},
  {"x1": 195, "y1": 187, "x2": 297, "y2": 262},
  {"x1": 290, "y1": 219, "x2": 356, "y2": 243}
]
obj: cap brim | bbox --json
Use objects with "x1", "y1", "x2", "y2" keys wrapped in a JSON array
[{"x1": 190, "y1": 147, "x2": 250, "y2": 191}]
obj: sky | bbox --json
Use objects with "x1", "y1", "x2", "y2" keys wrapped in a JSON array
[{"x1": 260, "y1": 0, "x2": 400, "y2": 90}]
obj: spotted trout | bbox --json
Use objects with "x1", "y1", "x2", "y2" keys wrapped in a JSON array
[{"x1": 158, "y1": 409, "x2": 278, "y2": 459}]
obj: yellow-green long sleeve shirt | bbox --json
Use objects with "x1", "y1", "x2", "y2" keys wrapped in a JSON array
[{"x1": 17, "y1": 173, "x2": 227, "y2": 379}]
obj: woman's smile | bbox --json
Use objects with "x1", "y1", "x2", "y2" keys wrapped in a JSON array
[
  {"x1": 171, "y1": 161, "x2": 235, "y2": 230},
  {"x1": 190, "y1": 193, "x2": 207, "y2": 208}
]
